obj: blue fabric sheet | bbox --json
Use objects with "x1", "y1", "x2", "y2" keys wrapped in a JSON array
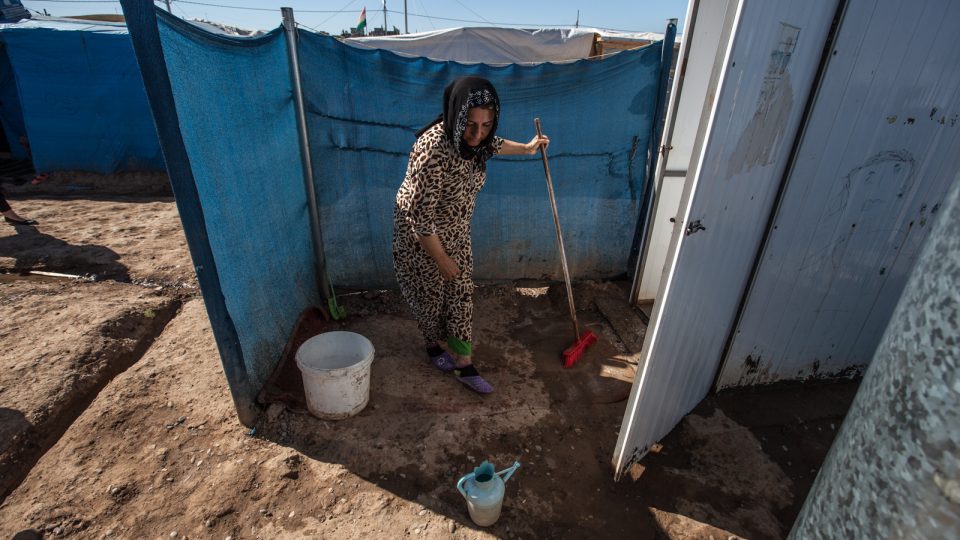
[
  {"x1": 298, "y1": 33, "x2": 662, "y2": 287},
  {"x1": 0, "y1": 23, "x2": 163, "y2": 172},
  {"x1": 157, "y1": 17, "x2": 319, "y2": 388}
]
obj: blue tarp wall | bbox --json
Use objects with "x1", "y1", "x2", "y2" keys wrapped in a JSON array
[
  {"x1": 300, "y1": 32, "x2": 662, "y2": 286},
  {"x1": 121, "y1": 4, "x2": 666, "y2": 419},
  {"x1": 0, "y1": 19, "x2": 163, "y2": 172},
  {"x1": 156, "y1": 18, "x2": 319, "y2": 395}
]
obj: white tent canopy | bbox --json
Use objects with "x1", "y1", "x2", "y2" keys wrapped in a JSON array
[{"x1": 345, "y1": 26, "x2": 663, "y2": 64}]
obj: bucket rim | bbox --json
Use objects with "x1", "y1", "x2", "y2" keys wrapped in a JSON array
[{"x1": 295, "y1": 331, "x2": 375, "y2": 373}]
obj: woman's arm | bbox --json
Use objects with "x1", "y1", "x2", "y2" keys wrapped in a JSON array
[{"x1": 499, "y1": 134, "x2": 550, "y2": 155}]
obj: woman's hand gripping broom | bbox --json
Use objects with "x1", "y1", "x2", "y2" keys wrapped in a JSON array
[{"x1": 534, "y1": 118, "x2": 597, "y2": 367}]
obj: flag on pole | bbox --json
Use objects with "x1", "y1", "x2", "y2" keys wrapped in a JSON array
[{"x1": 357, "y1": 7, "x2": 367, "y2": 34}]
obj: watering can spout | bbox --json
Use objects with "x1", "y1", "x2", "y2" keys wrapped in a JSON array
[{"x1": 498, "y1": 461, "x2": 521, "y2": 484}]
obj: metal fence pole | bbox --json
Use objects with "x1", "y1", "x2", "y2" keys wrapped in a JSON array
[{"x1": 281, "y1": 7, "x2": 333, "y2": 303}]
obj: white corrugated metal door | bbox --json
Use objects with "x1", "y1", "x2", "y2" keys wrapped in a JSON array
[
  {"x1": 613, "y1": 0, "x2": 841, "y2": 477},
  {"x1": 717, "y1": 0, "x2": 960, "y2": 389}
]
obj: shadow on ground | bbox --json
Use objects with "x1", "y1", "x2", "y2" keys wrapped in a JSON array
[{"x1": 0, "y1": 224, "x2": 130, "y2": 281}]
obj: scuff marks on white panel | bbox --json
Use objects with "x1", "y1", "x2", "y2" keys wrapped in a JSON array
[
  {"x1": 718, "y1": 0, "x2": 960, "y2": 390},
  {"x1": 728, "y1": 23, "x2": 800, "y2": 175}
]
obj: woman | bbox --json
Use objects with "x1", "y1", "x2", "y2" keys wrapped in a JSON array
[
  {"x1": 393, "y1": 76, "x2": 548, "y2": 394},
  {"x1": 1, "y1": 191, "x2": 37, "y2": 225}
]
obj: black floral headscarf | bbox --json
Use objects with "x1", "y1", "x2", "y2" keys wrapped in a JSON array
[{"x1": 417, "y1": 76, "x2": 500, "y2": 161}]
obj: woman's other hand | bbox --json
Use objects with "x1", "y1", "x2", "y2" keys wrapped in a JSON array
[{"x1": 437, "y1": 254, "x2": 462, "y2": 280}]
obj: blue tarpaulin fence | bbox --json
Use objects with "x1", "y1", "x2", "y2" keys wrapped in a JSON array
[
  {"x1": 121, "y1": 3, "x2": 668, "y2": 420},
  {"x1": 0, "y1": 19, "x2": 163, "y2": 172},
  {"x1": 299, "y1": 31, "x2": 663, "y2": 286}
]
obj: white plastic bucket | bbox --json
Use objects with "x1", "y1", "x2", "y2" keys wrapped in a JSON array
[{"x1": 295, "y1": 331, "x2": 375, "y2": 420}]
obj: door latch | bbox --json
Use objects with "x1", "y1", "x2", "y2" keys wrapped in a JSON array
[{"x1": 685, "y1": 219, "x2": 706, "y2": 236}]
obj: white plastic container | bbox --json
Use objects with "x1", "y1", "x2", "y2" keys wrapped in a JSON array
[{"x1": 295, "y1": 331, "x2": 375, "y2": 420}]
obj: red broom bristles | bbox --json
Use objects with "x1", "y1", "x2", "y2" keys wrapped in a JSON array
[{"x1": 562, "y1": 329, "x2": 598, "y2": 368}]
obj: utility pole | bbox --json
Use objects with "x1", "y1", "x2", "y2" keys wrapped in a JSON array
[
  {"x1": 575, "y1": 10, "x2": 579, "y2": 27},
  {"x1": 382, "y1": 0, "x2": 387, "y2": 34},
  {"x1": 404, "y1": 0, "x2": 408, "y2": 34},
  {"x1": 165, "y1": 0, "x2": 172, "y2": 12}
]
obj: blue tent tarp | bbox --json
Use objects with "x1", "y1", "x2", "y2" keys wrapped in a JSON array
[{"x1": 0, "y1": 18, "x2": 163, "y2": 172}]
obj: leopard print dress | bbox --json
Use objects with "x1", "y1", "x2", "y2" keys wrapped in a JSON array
[{"x1": 393, "y1": 123, "x2": 504, "y2": 355}]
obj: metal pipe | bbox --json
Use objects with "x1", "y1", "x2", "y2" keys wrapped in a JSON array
[
  {"x1": 404, "y1": 0, "x2": 408, "y2": 34},
  {"x1": 281, "y1": 7, "x2": 332, "y2": 301},
  {"x1": 628, "y1": 18, "x2": 678, "y2": 305}
]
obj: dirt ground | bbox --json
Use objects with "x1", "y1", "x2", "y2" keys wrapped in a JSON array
[{"x1": 0, "y1": 187, "x2": 859, "y2": 539}]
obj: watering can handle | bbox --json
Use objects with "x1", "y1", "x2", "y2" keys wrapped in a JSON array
[
  {"x1": 497, "y1": 461, "x2": 521, "y2": 484},
  {"x1": 456, "y1": 473, "x2": 474, "y2": 499}
]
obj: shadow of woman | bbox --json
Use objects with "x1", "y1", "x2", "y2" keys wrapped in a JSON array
[{"x1": 0, "y1": 224, "x2": 130, "y2": 282}]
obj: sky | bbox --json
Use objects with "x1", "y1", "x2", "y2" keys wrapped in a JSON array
[{"x1": 20, "y1": 0, "x2": 687, "y2": 35}]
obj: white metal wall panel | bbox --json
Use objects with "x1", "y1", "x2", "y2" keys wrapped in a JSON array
[
  {"x1": 718, "y1": 0, "x2": 960, "y2": 389},
  {"x1": 637, "y1": 0, "x2": 736, "y2": 301},
  {"x1": 614, "y1": 0, "x2": 840, "y2": 475}
]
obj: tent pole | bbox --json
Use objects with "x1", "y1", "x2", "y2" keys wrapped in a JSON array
[{"x1": 281, "y1": 8, "x2": 333, "y2": 305}]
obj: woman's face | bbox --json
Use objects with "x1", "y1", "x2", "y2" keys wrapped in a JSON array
[{"x1": 463, "y1": 106, "x2": 495, "y2": 147}]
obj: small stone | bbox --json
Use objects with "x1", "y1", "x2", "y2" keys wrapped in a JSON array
[
  {"x1": 177, "y1": 416, "x2": 186, "y2": 424},
  {"x1": 448, "y1": 521, "x2": 456, "y2": 533},
  {"x1": 328, "y1": 487, "x2": 334, "y2": 493},
  {"x1": 170, "y1": 532, "x2": 178, "y2": 538},
  {"x1": 225, "y1": 537, "x2": 233, "y2": 540},
  {"x1": 413, "y1": 529, "x2": 421, "y2": 535},
  {"x1": 781, "y1": 445, "x2": 789, "y2": 452},
  {"x1": 105, "y1": 529, "x2": 114, "y2": 536},
  {"x1": 54, "y1": 527, "x2": 63, "y2": 535},
  {"x1": 535, "y1": 445, "x2": 542, "y2": 452},
  {"x1": 259, "y1": 508, "x2": 267, "y2": 515},
  {"x1": 417, "y1": 509, "x2": 426, "y2": 516},
  {"x1": 266, "y1": 403, "x2": 284, "y2": 422},
  {"x1": 205, "y1": 519, "x2": 214, "y2": 527},
  {"x1": 166, "y1": 402, "x2": 173, "y2": 408},
  {"x1": 288, "y1": 511, "x2": 295, "y2": 518}
]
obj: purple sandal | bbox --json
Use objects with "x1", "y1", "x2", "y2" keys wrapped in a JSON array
[
  {"x1": 429, "y1": 351, "x2": 457, "y2": 372},
  {"x1": 455, "y1": 372, "x2": 494, "y2": 394}
]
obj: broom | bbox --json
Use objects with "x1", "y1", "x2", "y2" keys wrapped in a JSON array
[{"x1": 535, "y1": 118, "x2": 598, "y2": 368}]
